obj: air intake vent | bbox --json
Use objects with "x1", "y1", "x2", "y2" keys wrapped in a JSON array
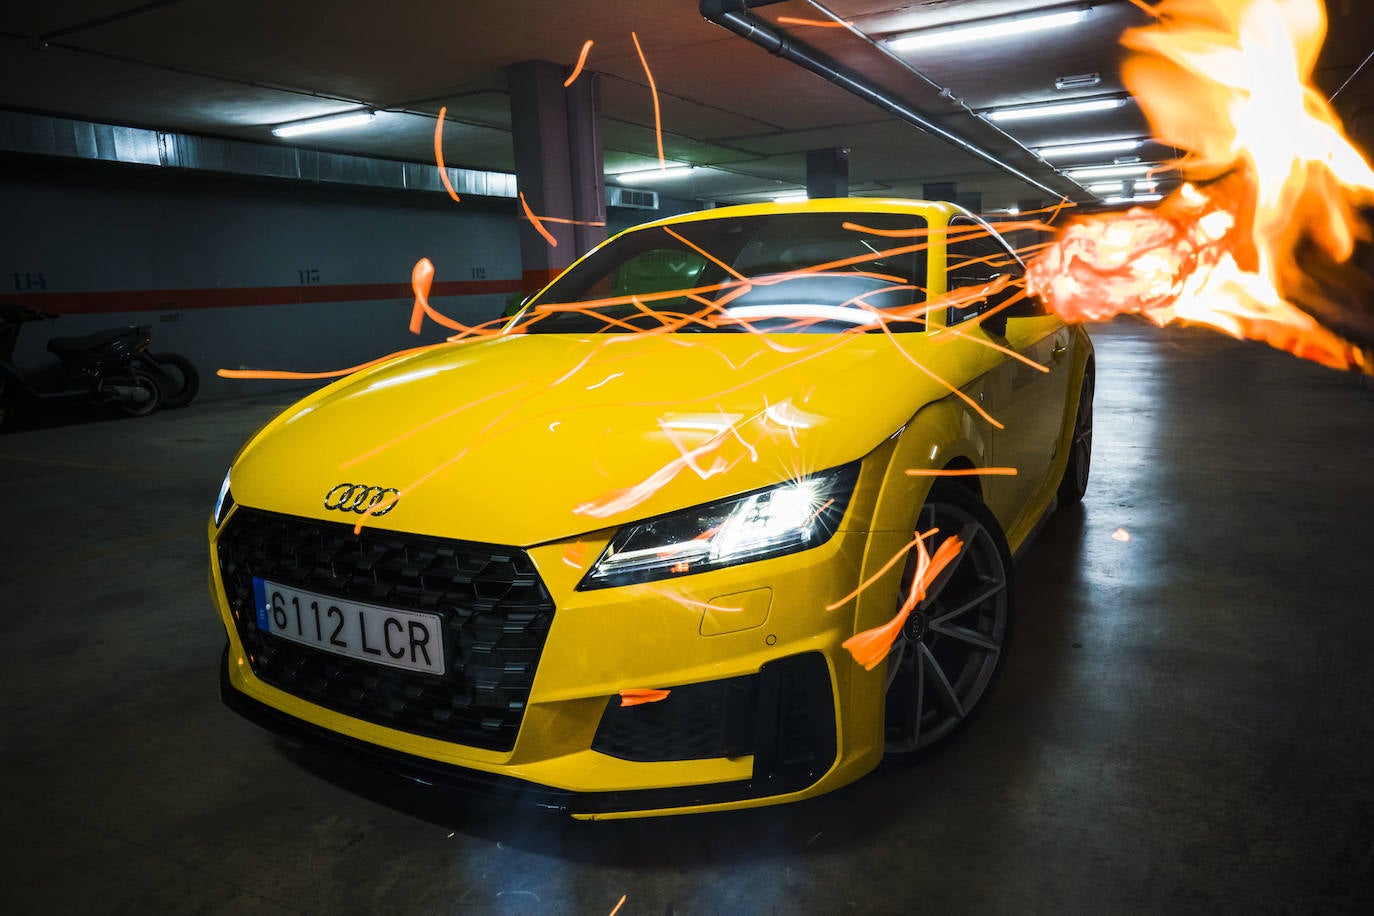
[{"x1": 606, "y1": 186, "x2": 659, "y2": 210}]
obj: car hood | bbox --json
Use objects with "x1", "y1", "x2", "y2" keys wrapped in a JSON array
[{"x1": 229, "y1": 331, "x2": 973, "y2": 545}]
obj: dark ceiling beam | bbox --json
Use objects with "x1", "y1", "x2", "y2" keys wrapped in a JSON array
[
  {"x1": 38, "y1": 0, "x2": 196, "y2": 43},
  {"x1": 698, "y1": 0, "x2": 1068, "y2": 201}
]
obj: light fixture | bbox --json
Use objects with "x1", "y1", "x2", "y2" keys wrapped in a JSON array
[
  {"x1": 1065, "y1": 163, "x2": 1156, "y2": 179},
  {"x1": 271, "y1": 110, "x2": 375, "y2": 138},
  {"x1": 985, "y1": 96, "x2": 1128, "y2": 123},
  {"x1": 1087, "y1": 179, "x2": 1159, "y2": 194},
  {"x1": 1102, "y1": 194, "x2": 1164, "y2": 205},
  {"x1": 613, "y1": 165, "x2": 696, "y2": 183},
  {"x1": 1037, "y1": 138, "x2": 1144, "y2": 159},
  {"x1": 772, "y1": 191, "x2": 809, "y2": 203},
  {"x1": 1055, "y1": 72, "x2": 1102, "y2": 90},
  {"x1": 887, "y1": 6, "x2": 1091, "y2": 52}
]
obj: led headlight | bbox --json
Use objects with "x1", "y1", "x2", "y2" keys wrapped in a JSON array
[
  {"x1": 580, "y1": 462, "x2": 860, "y2": 589},
  {"x1": 213, "y1": 469, "x2": 235, "y2": 527}
]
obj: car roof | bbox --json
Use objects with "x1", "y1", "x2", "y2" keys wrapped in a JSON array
[{"x1": 632, "y1": 198, "x2": 967, "y2": 232}]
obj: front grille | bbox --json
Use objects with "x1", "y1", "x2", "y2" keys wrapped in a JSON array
[{"x1": 216, "y1": 508, "x2": 556, "y2": 752}]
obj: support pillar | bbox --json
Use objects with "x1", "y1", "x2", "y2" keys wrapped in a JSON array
[
  {"x1": 923, "y1": 181, "x2": 956, "y2": 203},
  {"x1": 508, "y1": 59, "x2": 606, "y2": 294},
  {"x1": 806, "y1": 148, "x2": 849, "y2": 199},
  {"x1": 955, "y1": 190, "x2": 982, "y2": 213}
]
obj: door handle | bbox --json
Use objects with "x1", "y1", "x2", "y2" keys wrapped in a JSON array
[{"x1": 1051, "y1": 338, "x2": 1068, "y2": 359}]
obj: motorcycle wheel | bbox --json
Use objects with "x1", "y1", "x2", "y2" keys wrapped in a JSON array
[
  {"x1": 148, "y1": 352, "x2": 199, "y2": 409},
  {"x1": 114, "y1": 367, "x2": 162, "y2": 417}
]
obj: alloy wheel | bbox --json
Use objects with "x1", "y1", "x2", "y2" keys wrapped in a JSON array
[{"x1": 884, "y1": 493, "x2": 1011, "y2": 754}]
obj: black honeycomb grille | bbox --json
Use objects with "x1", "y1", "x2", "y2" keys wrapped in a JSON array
[
  {"x1": 592, "y1": 675, "x2": 758, "y2": 762},
  {"x1": 216, "y1": 508, "x2": 555, "y2": 752}
]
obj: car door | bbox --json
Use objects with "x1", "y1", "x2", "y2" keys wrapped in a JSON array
[{"x1": 944, "y1": 215, "x2": 1074, "y2": 536}]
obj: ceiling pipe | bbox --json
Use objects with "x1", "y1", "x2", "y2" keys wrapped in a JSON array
[{"x1": 698, "y1": 0, "x2": 1069, "y2": 201}]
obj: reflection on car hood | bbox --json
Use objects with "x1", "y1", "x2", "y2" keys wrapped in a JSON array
[{"x1": 230, "y1": 332, "x2": 982, "y2": 544}]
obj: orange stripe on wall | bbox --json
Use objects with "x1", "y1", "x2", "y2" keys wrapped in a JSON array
[{"x1": 5, "y1": 279, "x2": 524, "y2": 315}]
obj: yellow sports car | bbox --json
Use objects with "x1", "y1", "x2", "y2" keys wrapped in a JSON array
[{"x1": 211, "y1": 199, "x2": 1093, "y2": 819}]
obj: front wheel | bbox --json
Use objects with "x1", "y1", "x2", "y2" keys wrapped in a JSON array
[
  {"x1": 884, "y1": 483, "x2": 1014, "y2": 760},
  {"x1": 148, "y1": 352, "x2": 199, "y2": 409}
]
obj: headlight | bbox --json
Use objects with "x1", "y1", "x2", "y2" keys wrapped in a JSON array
[
  {"x1": 580, "y1": 462, "x2": 860, "y2": 589},
  {"x1": 213, "y1": 469, "x2": 235, "y2": 526}
]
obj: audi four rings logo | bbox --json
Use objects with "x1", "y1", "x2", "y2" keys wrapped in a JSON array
[{"x1": 323, "y1": 483, "x2": 401, "y2": 516}]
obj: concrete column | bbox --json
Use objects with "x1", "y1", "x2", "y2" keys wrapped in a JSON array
[
  {"x1": 923, "y1": 181, "x2": 956, "y2": 203},
  {"x1": 806, "y1": 148, "x2": 849, "y2": 199},
  {"x1": 955, "y1": 191, "x2": 982, "y2": 213},
  {"x1": 508, "y1": 59, "x2": 606, "y2": 294}
]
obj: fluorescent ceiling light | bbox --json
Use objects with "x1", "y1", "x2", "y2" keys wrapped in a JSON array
[
  {"x1": 986, "y1": 97, "x2": 1127, "y2": 123},
  {"x1": 272, "y1": 110, "x2": 375, "y2": 138},
  {"x1": 614, "y1": 165, "x2": 696, "y2": 183},
  {"x1": 1087, "y1": 179, "x2": 1160, "y2": 194},
  {"x1": 773, "y1": 191, "x2": 809, "y2": 203},
  {"x1": 888, "y1": 6, "x2": 1090, "y2": 51},
  {"x1": 1038, "y1": 138, "x2": 1144, "y2": 159},
  {"x1": 1102, "y1": 194, "x2": 1164, "y2": 205},
  {"x1": 1066, "y1": 163, "x2": 1156, "y2": 179}
]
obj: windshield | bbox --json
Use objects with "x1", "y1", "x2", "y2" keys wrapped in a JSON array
[{"x1": 520, "y1": 211, "x2": 929, "y2": 334}]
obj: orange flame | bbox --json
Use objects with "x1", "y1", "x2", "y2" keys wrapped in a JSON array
[{"x1": 1028, "y1": 0, "x2": 1374, "y2": 373}]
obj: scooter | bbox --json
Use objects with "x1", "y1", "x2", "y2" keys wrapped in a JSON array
[{"x1": 0, "y1": 305, "x2": 198, "y2": 430}]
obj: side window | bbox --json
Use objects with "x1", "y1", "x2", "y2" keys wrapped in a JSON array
[{"x1": 945, "y1": 216, "x2": 1025, "y2": 326}]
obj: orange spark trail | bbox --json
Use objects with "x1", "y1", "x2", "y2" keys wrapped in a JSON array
[
  {"x1": 564, "y1": 39, "x2": 594, "y2": 87},
  {"x1": 631, "y1": 31, "x2": 665, "y2": 169},
  {"x1": 826, "y1": 531, "x2": 933, "y2": 611},
  {"x1": 843, "y1": 534, "x2": 964, "y2": 671},
  {"x1": 609, "y1": 895, "x2": 627, "y2": 916},
  {"x1": 519, "y1": 191, "x2": 558, "y2": 246},
  {"x1": 776, "y1": 16, "x2": 851, "y2": 28},
  {"x1": 664, "y1": 226, "x2": 749, "y2": 282},
  {"x1": 905, "y1": 467, "x2": 1018, "y2": 477},
  {"x1": 432, "y1": 107, "x2": 461, "y2": 203},
  {"x1": 216, "y1": 344, "x2": 440, "y2": 380},
  {"x1": 620, "y1": 688, "x2": 671, "y2": 707}
]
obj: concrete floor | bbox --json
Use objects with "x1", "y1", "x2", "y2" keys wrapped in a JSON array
[{"x1": 2, "y1": 319, "x2": 1373, "y2": 914}]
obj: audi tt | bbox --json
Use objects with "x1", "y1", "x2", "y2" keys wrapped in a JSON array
[{"x1": 210, "y1": 198, "x2": 1094, "y2": 818}]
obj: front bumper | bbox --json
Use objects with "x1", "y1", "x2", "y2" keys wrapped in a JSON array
[
  {"x1": 221, "y1": 645, "x2": 836, "y2": 817},
  {"x1": 211, "y1": 499, "x2": 896, "y2": 818}
]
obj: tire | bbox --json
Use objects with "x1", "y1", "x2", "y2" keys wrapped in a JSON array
[
  {"x1": 113, "y1": 367, "x2": 162, "y2": 417},
  {"x1": 148, "y1": 352, "x2": 199, "y2": 409},
  {"x1": 1056, "y1": 365, "x2": 1094, "y2": 507},
  {"x1": 884, "y1": 482, "x2": 1014, "y2": 761}
]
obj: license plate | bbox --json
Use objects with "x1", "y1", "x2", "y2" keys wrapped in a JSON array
[{"x1": 252, "y1": 578, "x2": 446, "y2": 676}]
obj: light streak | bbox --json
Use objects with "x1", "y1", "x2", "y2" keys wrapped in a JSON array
[
  {"x1": 609, "y1": 895, "x2": 627, "y2": 916},
  {"x1": 216, "y1": 344, "x2": 441, "y2": 380},
  {"x1": 826, "y1": 530, "x2": 935, "y2": 611},
  {"x1": 905, "y1": 467, "x2": 1018, "y2": 477},
  {"x1": 776, "y1": 16, "x2": 852, "y2": 28},
  {"x1": 620, "y1": 688, "x2": 671, "y2": 707},
  {"x1": 519, "y1": 191, "x2": 558, "y2": 247},
  {"x1": 432, "y1": 107, "x2": 460, "y2": 203},
  {"x1": 564, "y1": 39, "x2": 595, "y2": 87},
  {"x1": 843, "y1": 533, "x2": 964, "y2": 670},
  {"x1": 630, "y1": 31, "x2": 665, "y2": 169}
]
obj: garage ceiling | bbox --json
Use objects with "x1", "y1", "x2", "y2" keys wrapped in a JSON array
[{"x1": 1, "y1": 0, "x2": 1371, "y2": 211}]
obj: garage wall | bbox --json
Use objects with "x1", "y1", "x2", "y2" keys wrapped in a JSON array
[{"x1": 0, "y1": 159, "x2": 679, "y2": 405}]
